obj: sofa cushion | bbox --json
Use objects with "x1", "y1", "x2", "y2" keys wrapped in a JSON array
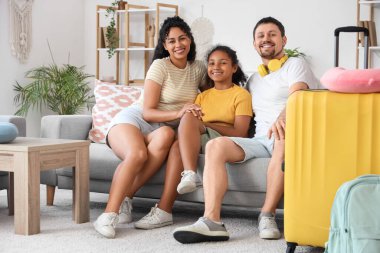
[
  {"x1": 57, "y1": 143, "x2": 270, "y2": 193},
  {"x1": 57, "y1": 143, "x2": 120, "y2": 180},
  {"x1": 88, "y1": 80, "x2": 142, "y2": 143},
  {"x1": 57, "y1": 142, "x2": 168, "y2": 183}
]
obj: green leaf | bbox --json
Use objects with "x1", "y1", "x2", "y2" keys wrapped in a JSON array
[
  {"x1": 13, "y1": 60, "x2": 94, "y2": 116},
  {"x1": 284, "y1": 47, "x2": 306, "y2": 58}
]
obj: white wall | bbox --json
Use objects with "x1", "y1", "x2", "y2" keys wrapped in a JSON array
[
  {"x1": 83, "y1": 0, "x2": 358, "y2": 80},
  {"x1": 1, "y1": 0, "x2": 376, "y2": 136},
  {"x1": 0, "y1": 0, "x2": 85, "y2": 136}
]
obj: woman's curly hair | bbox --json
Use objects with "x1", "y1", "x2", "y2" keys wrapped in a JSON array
[{"x1": 152, "y1": 16, "x2": 196, "y2": 62}]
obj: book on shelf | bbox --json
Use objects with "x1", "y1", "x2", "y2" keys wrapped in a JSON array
[
  {"x1": 359, "y1": 20, "x2": 377, "y2": 47},
  {"x1": 368, "y1": 20, "x2": 377, "y2": 47},
  {"x1": 98, "y1": 27, "x2": 106, "y2": 48}
]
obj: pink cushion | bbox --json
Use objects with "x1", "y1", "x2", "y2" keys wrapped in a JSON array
[
  {"x1": 88, "y1": 80, "x2": 142, "y2": 143},
  {"x1": 320, "y1": 67, "x2": 380, "y2": 93}
]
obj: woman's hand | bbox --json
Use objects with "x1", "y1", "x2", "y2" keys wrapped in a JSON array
[{"x1": 177, "y1": 103, "x2": 203, "y2": 119}]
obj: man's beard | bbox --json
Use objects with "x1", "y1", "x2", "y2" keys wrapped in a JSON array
[{"x1": 259, "y1": 47, "x2": 283, "y2": 60}]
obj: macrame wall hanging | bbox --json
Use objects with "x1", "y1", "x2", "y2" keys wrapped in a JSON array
[
  {"x1": 191, "y1": 5, "x2": 214, "y2": 61},
  {"x1": 9, "y1": 0, "x2": 34, "y2": 63}
]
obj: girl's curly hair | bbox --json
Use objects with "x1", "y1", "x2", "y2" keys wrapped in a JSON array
[{"x1": 206, "y1": 45, "x2": 247, "y2": 86}]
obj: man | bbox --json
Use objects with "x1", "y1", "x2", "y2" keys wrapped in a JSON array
[{"x1": 172, "y1": 17, "x2": 319, "y2": 243}]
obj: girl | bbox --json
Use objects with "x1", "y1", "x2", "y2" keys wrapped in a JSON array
[
  {"x1": 134, "y1": 45, "x2": 252, "y2": 230},
  {"x1": 94, "y1": 16, "x2": 207, "y2": 238},
  {"x1": 176, "y1": 45, "x2": 253, "y2": 194}
]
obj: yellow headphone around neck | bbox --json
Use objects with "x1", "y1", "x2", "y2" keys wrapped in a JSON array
[{"x1": 258, "y1": 55, "x2": 288, "y2": 77}]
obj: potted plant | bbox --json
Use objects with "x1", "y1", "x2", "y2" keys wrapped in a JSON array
[
  {"x1": 105, "y1": 1, "x2": 127, "y2": 59},
  {"x1": 285, "y1": 47, "x2": 306, "y2": 58},
  {"x1": 13, "y1": 43, "x2": 94, "y2": 116}
]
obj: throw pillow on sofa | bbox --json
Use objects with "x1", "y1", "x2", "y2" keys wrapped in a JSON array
[{"x1": 88, "y1": 80, "x2": 143, "y2": 143}]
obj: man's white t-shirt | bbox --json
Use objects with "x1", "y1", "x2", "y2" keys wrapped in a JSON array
[{"x1": 247, "y1": 57, "x2": 319, "y2": 137}]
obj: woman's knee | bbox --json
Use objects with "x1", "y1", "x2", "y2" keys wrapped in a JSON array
[
  {"x1": 123, "y1": 148, "x2": 148, "y2": 165},
  {"x1": 151, "y1": 126, "x2": 175, "y2": 149}
]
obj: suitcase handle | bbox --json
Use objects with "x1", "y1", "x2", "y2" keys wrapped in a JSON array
[
  {"x1": 334, "y1": 26, "x2": 369, "y2": 69},
  {"x1": 334, "y1": 26, "x2": 369, "y2": 37}
]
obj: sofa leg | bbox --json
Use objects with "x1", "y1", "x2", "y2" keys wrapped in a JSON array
[
  {"x1": 46, "y1": 185, "x2": 56, "y2": 206},
  {"x1": 7, "y1": 172, "x2": 14, "y2": 216}
]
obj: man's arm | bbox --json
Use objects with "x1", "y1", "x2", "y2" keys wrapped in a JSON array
[{"x1": 268, "y1": 82, "x2": 309, "y2": 140}]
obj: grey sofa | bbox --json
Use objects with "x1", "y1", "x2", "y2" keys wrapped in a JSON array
[
  {"x1": 0, "y1": 115, "x2": 26, "y2": 214},
  {"x1": 40, "y1": 115, "x2": 282, "y2": 210}
]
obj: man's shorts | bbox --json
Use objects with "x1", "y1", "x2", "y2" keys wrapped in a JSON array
[{"x1": 228, "y1": 135, "x2": 274, "y2": 163}]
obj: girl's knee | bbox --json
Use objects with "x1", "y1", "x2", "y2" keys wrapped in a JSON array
[
  {"x1": 180, "y1": 112, "x2": 195, "y2": 122},
  {"x1": 178, "y1": 113, "x2": 200, "y2": 131}
]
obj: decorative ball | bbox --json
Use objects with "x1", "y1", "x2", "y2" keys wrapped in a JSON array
[{"x1": 0, "y1": 122, "x2": 19, "y2": 144}]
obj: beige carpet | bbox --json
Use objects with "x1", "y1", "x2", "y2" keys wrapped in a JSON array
[{"x1": 0, "y1": 186, "x2": 324, "y2": 253}]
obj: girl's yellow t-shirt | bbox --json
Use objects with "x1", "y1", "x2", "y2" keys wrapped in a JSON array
[{"x1": 195, "y1": 84, "x2": 252, "y2": 127}]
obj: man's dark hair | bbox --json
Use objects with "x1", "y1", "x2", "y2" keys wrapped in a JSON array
[{"x1": 252, "y1": 17, "x2": 285, "y2": 39}]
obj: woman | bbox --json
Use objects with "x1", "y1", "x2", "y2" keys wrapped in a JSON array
[{"x1": 94, "y1": 16, "x2": 207, "y2": 238}]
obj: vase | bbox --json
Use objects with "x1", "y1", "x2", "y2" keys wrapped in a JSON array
[{"x1": 0, "y1": 122, "x2": 18, "y2": 143}]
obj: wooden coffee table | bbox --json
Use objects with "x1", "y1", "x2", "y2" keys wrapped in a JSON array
[{"x1": 0, "y1": 137, "x2": 90, "y2": 235}]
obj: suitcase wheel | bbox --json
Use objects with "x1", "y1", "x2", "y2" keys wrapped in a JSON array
[{"x1": 286, "y1": 242, "x2": 297, "y2": 253}]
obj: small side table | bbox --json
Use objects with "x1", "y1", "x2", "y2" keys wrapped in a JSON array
[{"x1": 0, "y1": 137, "x2": 90, "y2": 235}]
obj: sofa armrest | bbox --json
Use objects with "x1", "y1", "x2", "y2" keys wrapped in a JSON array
[
  {"x1": 0, "y1": 115, "x2": 26, "y2": 137},
  {"x1": 40, "y1": 115, "x2": 92, "y2": 140},
  {"x1": 40, "y1": 115, "x2": 92, "y2": 188}
]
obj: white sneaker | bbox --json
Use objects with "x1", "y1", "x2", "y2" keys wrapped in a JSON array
[
  {"x1": 118, "y1": 197, "x2": 133, "y2": 224},
  {"x1": 93, "y1": 212, "x2": 119, "y2": 238},
  {"x1": 134, "y1": 204, "x2": 173, "y2": 229},
  {"x1": 258, "y1": 214, "x2": 281, "y2": 239},
  {"x1": 177, "y1": 170, "x2": 202, "y2": 194}
]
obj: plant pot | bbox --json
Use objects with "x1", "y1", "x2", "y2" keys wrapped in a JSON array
[{"x1": 118, "y1": 1, "x2": 127, "y2": 10}]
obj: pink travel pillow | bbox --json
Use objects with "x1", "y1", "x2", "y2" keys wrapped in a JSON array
[{"x1": 320, "y1": 67, "x2": 380, "y2": 93}]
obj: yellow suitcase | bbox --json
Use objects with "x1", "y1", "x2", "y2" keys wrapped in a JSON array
[{"x1": 284, "y1": 90, "x2": 380, "y2": 253}]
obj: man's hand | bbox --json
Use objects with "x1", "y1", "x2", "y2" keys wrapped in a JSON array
[
  {"x1": 267, "y1": 82, "x2": 308, "y2": 140},
  {"x1": 268, "y1": 112, "x2": 286, "y2": 140}
]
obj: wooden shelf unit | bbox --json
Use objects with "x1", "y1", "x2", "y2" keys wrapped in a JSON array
[
  {"x1": 357, "y1": 0, "x2": 379, "y2": 68},
  {"x1": 96, "y1": 3, "x2": 178, "y2": 85}
]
